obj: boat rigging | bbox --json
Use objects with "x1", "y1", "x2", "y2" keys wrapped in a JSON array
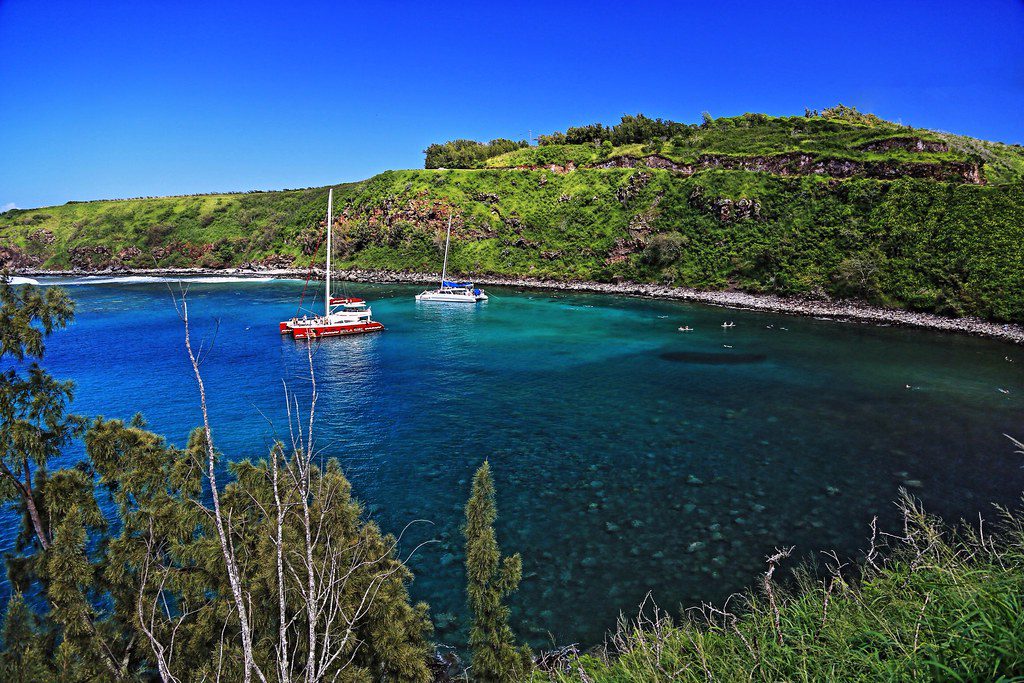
[
  {"x1": 279, "y1": 188, "x2": 385, "y2": 339},
  {"x1": 416, "y1": 214, "x2": 488, "y2": 303}
]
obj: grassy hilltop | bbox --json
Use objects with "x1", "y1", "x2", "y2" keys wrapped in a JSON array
[{"x1": 3, "y1": 106, "x2": 1024, "y2": 321}]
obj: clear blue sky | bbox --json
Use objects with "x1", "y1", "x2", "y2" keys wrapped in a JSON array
[{"x1": 2, "y1": 0, "x2": 1022, "y2": 209}]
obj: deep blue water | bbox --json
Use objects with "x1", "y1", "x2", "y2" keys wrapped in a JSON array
[{"x1": 6, "y1": 276, "x2": 1024, "y2": 648}]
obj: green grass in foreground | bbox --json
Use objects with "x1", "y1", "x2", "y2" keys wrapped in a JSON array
[{"x1": 536, "y1": 492, "x2": 1024, "y2": 682}]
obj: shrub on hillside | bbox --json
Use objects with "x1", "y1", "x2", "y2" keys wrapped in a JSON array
[
  {"x1": 145, "y1": 223, "x2": 174, "y2": 247},
  {"x1": 820, "y1": 104, "x2": 888, "y2": 127},
  {"x1": 641, "y1": 233, "x2": 685, "y2": 267},
  {"x1": 832, "y1": 255, "x2": 881, "y2": 300}
]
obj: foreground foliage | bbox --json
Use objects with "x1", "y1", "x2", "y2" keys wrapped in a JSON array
[
  {"x1": 464, "y1": 462, "x2": 531, "y2": 682},
  {"x1": 0, "y1": 281, "x2": 434, "y2": 681},
  {"x1": 537, "y1": 492, "x2": 1024, "y2": 682}
]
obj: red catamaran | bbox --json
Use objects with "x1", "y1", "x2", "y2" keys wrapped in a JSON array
[{"x1": 279, "y1": 188, "x2": 385, "y2": 339}]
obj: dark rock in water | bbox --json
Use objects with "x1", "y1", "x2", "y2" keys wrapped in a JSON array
[{"x1": 660, "y1": 351, "x2": 767, "y2": 365}]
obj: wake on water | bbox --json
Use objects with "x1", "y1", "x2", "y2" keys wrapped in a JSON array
[
  {"x1": 65, "y1": 275, "x2": 285, "y2": 285},
  {"x1": 14, "y1": 275, "x2": 301, "y2": 286}
]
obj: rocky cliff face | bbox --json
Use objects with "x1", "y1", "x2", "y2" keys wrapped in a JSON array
[
  {"x1": 856, "y1": 136, "x2": 949, "y2": 153},
  {"x1": 591, "y1": 153, "x2": 984, "y2": 184},
  {"x1": 513, "y1": 161, "x2": 578, "y2": 173}
]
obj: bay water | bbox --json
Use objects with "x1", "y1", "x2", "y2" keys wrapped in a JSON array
[{"x1": 8, "y1": 277, "x2": 1023, "y2": 649}]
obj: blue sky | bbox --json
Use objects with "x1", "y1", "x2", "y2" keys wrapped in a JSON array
[{"x1": 1, "y1": 0, "x2": 1022, "y2": 209}]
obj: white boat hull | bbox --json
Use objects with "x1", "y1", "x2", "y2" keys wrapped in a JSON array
[{"x1": 416, "y1": 290, "x2": 488, "y2": 303}]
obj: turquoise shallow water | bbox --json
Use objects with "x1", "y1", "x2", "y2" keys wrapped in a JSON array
[{"x1": 6, "y1": 277, "x2": 1024, "y2": 648}]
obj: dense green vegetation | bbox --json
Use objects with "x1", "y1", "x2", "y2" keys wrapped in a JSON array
[
  {"x1": 424, "y1": 139, "x2": 529, "y2": 170},
  {"x1": 0, "y1": 187, "x2": 346, "y2": 271},
  {"x1": 2, "y1": 108, "x2": 1023, "y2": 324}
]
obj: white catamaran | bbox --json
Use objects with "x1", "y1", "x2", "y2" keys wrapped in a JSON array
[{"x1": 415, "y1": 215, "x2": 488, "y2": 303}]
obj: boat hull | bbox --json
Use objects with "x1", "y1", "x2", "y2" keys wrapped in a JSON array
[
  {"x1": 288, "y1": 321, "x2": 385, "y2": 339},
  {"x1": 415, "y1": 292, "x2": 488, "y2": 303}
]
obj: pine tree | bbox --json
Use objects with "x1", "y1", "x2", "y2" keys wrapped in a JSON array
[
  {"x1": 0, "y1": 592, "x2": 53, "y2": 682},
  {"x1": 0, "y1": 277, "x2": 125, "y2": 677},
  {"x1": 85, "y1": 418, "x2": 435, "y2": 681},
  {"x1": 0, "y1": 277, "x2": 81, "y2": 552},
  {"x1": 463, "y1": 461, "x2": 531, "y2": 682}
]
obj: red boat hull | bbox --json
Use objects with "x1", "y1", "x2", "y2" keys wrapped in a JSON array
[{"x1": 288, "y1": 321, "x2": 385, "y2": 339}]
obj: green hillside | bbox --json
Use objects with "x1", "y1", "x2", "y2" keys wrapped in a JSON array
[
  {"x1": 489, "y1": 114, "x2": 969, "y2": 167},
  {"x1": 476, "y1": 107, "x2": 1024, "y2": 186},
  {"x1": 3, "y1": 109, "x2": 1023, "y2": 322}
]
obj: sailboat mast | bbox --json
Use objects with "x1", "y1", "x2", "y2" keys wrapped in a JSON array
[
  {"x1": 440, "y1": 214, "x2": 452, "y2": 286},
  {"x1": 325, "y1": 188, "x2": 333, "y2": 317}
]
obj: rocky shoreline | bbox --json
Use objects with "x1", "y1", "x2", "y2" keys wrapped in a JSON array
[{"x1": 16, "y1": 266, "x2": 1024, "y2": 345}]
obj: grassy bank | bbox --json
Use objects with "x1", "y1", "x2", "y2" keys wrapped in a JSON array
[{"x1": 535, "y1": 492, "x2": 1024, "y2": 682}]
